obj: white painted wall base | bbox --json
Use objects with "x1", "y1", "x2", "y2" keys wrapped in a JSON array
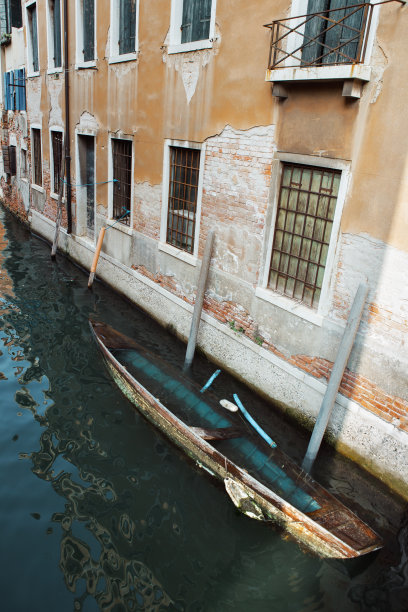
[{"x1": 30, "y1": 210, "x2": 408, "y2": 500}]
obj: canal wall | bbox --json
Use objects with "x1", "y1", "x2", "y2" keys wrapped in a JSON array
[{"x1": 26, "y1": 207, "x2": 408, "y2": 501}]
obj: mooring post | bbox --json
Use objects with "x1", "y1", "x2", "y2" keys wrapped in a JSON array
[
  {"x1": 183, "y1": 229, "x2": 215, "y2": 371},
  {"x1": 51, "y1": 146, "x2": 66, "y2": 259},
  {"x1": 87, "y1": 227, "x2": 106, "y2": 289},
  {"x1": 301, "y1": 282, "x2": 369, "y2": 474}
]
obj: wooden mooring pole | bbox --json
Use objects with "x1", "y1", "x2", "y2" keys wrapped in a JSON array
[
  {"x1": 50, "y1": 147, "x2": 66, "y2": 259},
  {"x1": 302, "y1": 283, "x2": 368, "y2": 474},
  {"x1": 183, "y1": 230, "x2": 214, "y2": 371},
  {"x1": 87, "y1": 227, "x2": 106, "y2": 289}
]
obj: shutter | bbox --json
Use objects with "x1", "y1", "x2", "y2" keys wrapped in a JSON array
[
  {"x1": 83, "y1": 0, "x2": 95, "y2": 62},
  {"x1": 302, "y1": 0, "x2": 330, "y2": 65},
  {"x1": 323, "y1": 0, "x2": 364, "y2": 64},
  {"x1": 2, "y1": 144, "x2": 10, "y2": 174},
  {"x1": 31, "y1": 5, "x2": 39, "y2": 72},
  {"x1": 3, "y1": 72, "x2": 9, "y2": 110},
  {"x1": 197, "y1": 0, "x2": 211, "y2": 41},
  {"x1": 181, "y1": 0, "x2": 194, "y2": 44},
  {"x1": 53, "y1": 0, "x2": 62, "y2": 68},
  {"x1": 10, "y1": 0, "x2": 22, "y2": 29},
  {"x1": 119, "y1": 0, "x2": 136, "y2": 55},
  {"x1": 18, "y1": 68, "x2": 26, "y2": 111},
  {"x1": 9, "y1": 145, "x2": 16, "y2": 175},
  {"x1": 9, "y1": 70, "x2": 15, "y2": 111}
]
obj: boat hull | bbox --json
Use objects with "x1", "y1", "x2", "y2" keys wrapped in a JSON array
[{"x1": 90, "y1": 321, "x2": 383, "y2": 560}]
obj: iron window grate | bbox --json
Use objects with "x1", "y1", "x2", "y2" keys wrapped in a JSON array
[
  {"x1": 32, "y1": 128, "x2": 42, "y2": 186},
  {"x1": 112, "y1": 138, "x2": 132, "y2": 225},
  {"x1": 167, "y1": 146, "x2": 200, "y2": 254},
  {"x1": 268, "y1": 163, "x2": 341, "y2": 309},
  {"x1": 51, "y1": 131, "x2": 63, "y2": 194}
]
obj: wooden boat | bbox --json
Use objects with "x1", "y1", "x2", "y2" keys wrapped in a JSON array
[{"x1": 90, "y1": 320, "x2": 382, "y2": 559}]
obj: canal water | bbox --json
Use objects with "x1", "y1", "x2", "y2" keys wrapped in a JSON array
[{"x1": 0, "y1": 206, "x2": 407, "y2": 612}]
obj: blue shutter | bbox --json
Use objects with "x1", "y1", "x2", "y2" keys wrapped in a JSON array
[
  {"x1": 9, "y1": 70, "x2": 15, "y2": 111},
  {"x1": 3, "y1": 72, "x2": 9, "y2": 110},
  {"x1": 16, "y1": 68, "x2": 25, "y2": 111}
]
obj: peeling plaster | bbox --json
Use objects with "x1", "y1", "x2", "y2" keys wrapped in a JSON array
[
  {"x1": 48, "y1": 77, "x2": 64, "y2": 127},
  {"x1": 368, "y1": 42, "x2": 389, "y2": 105},
  {"x1": 27, "y1": 80, "x2": 42, "y2": 124},
  {"x1": 76, "y1": 111, "x2": 99, "y2": 134}
]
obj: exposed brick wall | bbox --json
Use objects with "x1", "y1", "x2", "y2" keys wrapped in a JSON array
[
  {"x1": 132, "y1": 261, "x2": 408, "y2": 433},
  {"x1": 199, "y1": 125, "x2": 275, "y2": 285},
  {"x1": 0, "y1": 112, "x2": 28, "y2": 223}
]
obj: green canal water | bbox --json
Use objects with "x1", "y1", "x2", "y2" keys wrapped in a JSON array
[{"x1": 0, "y1": 206, "x2": 407, "y2": 612}]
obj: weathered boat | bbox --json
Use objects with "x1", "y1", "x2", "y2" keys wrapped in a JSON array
[{"x1": 90, "y1": 320, "x2": 382, "y2": 559}]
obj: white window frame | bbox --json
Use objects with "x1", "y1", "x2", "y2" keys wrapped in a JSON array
[
  {"x1": 268, "y1": 0, "x2": 380, "y2": 84},
  {"x1": 49, "y1": 126, "x2": 64, "y2": 198},
  {"x1": 20, "y1": 144, "x2": 28, "y2": 181},
  {"x1": 30, "y1": 124, "x2": 44, "y2": 191},
  {"x1": 107, "y1": 133, "x2": 134, "y2": 232},
  {"x1": 159, "y1": 139, "x2": 206, "y2": 267},
  {"x1": 256, "y1": 152, "x2": 351, "y2": 327},
  {"x1": 25, "y1": 1, "x2": 40, "y2": 77},
  {"x1": 109, "y1": 0, "x2": 139, "y2": 65},
  {"x1": 168, "y1": 0, "x2": 217, "y2": 55},
  {"x1": 75, "y1": 0, "x2": 97, "y2": 68},
  {"x1": 46, "y1": 0, "x2": 63, "y2": 73},
  {"x1": 75, "y1": 129, "x2": 97, "y2": 239}
]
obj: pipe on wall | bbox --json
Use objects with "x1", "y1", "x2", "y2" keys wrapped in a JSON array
[{"x1": 63, "y1": 0, "x2": 72, "y2": 234}]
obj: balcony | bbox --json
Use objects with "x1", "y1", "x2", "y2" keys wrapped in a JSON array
[{"x1": 264, "y1": 3, "x2": 377, "y2": 98}]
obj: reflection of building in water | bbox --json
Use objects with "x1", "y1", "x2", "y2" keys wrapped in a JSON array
[
  {"x1": 30, "y1": 440, "x2": 173, "y2": 611},
  {"x1": 0, "y1": 218, "x2": 14, "y2": 300},
  {"x1": 349, "y1": 508, "x2": 408, "y2": 612}
]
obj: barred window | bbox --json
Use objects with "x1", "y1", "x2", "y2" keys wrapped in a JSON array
[
  {"x1": 51, "y1": 131, "x2": 63, "y2": 194},
  {"x1": 31, "y1": 128, "x2": 42, "y2": 186},
  {"x1": 112, "y1": 138, "x2": 132, "y2": 225},
  {"x1": 268, "y1": 163, "x2": 340, "y2": 309},
  {"x1": 166, "y1": 146, "x2": 200, "y2": 254}
]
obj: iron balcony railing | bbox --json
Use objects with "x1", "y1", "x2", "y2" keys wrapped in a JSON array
[
  {"x1": 265, "y1": 0, "x2": 406, "y2": 71},
  {"x1": 265, "y1": 3, "x2": 375, "y2": 70}
]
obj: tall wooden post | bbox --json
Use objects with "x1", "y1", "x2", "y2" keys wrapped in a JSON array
[{"x1": 184, "y1": 230, "x2": 215, "y2": 371}]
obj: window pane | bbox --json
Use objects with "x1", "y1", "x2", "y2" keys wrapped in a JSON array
[
  {"x1": 112, "y1": 139, "x2": 132, "y2": 225},
  {"x1": 268, "y1": 162, "x2": 340, "y2": 309},
  {"x1": 119, "y1": 0, "x2": 136, "y2": 54},
  {"x1": 166, "y1": 147, "x2": 200, "y2": 254}
]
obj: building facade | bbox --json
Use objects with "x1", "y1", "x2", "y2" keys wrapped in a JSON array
[{"x1": 1, "y1": 0, "x2": 408, "y2": 498}]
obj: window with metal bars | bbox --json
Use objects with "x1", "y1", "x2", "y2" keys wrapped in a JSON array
[
  {"x1": 31, "y1": 128, "x2": 42, "y2": 186},
  {"x1": 51, "y1": 131, "x2": 63, "y2": 194},
  {"x1": 166, "y1": 146, "x2": 200, "y2": 254},
  {"x1": 27, "y1": 3, "x2": 39, "y2": 73},
  {"x1": 268, "y1": 163, "x2": 340, "y2": 309},
  {"x1": 112, "y1": 138, "x2": 132, "y2": 225}
]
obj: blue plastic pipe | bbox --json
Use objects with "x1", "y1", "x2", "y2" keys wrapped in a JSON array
[
  {"x1": 233, "y1": 394, "x2": 277, "y2": 448},
  {"x1": 200, "y1": 369, "x2": 221, "y2": 393}
]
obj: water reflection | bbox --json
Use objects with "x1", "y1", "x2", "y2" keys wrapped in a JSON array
[{"x1": 0, "y1": 206, "x2": 407, "y2": 612}]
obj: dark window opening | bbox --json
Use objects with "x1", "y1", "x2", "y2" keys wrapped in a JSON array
[
  {"x1": 51, "y1": 131, "x2": 63, "y2": 194},
  {"x1": 302, "y1": 0, "x2": 365, "y2": 66},
  {"x1": 181, "y1": 0, "x2": 212, "y2": 44},
  {"x1": 32, "y1": 128, "x2": 42, "y2": 186},
  {"x1": 0, "y1": 0, "x2": 22, "y2": 36},
  {"x1": 268, "y1": 163, "x2": 340, "y2": 309},
  {"x1": 20, "y1": 148, "x2": 27, "y2": 178},
  {"x1": 50, "y1": 0, "x2": 62, "y2": 68},
  {"x1": 167, "y1": 146, "x2": 200, "y2": 254},
  {"x1": 112, "y1": 139, "x2": 132, "y2": 225},
  {"x1": 83, "y1": 0, "x2": 95, "y2": 62},
  {"x1": 119, "y1": 0, "x2": 136, "y2": 55},
  {"x1": 27, "y1": 4, "x2": 39, "y2": 72}
]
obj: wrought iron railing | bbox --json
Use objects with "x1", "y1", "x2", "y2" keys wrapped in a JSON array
[{"x1": 265, "y1": 3, "x2": 374, "y2": 70}]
